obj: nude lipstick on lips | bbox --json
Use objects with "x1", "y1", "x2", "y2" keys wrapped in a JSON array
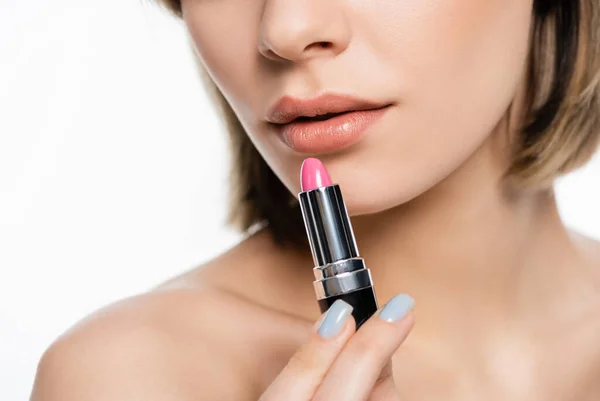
[{"x1": 298, "y1": 158, "x2": 379, "y2": 329}]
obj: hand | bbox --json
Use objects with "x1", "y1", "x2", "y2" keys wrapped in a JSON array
[{"x1": 259, "y1": 294, "x2": 415, "y2": 401}]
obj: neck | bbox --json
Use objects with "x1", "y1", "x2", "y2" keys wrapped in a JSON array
[{"x1": 349, "y1": 125, "x2": 577, "y2": 341}]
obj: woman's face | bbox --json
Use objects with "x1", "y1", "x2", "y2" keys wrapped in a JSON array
[{"x1": 181, "y1": 0, "x2": 533, "y2": 215}]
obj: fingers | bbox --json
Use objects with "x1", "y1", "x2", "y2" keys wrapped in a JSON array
[
  {"x1": 313, "y1": 294, "x2": 415, "y2": 401},
  {"x1": 259, "y1": 294, "x2": 416, "y2": 401},
  {"x1": 259, "y1": 300, "x2": 356, "y2": 401}
]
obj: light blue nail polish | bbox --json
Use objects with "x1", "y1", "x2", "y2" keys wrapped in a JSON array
[
  {"x1": 318, "y1": 300, "x2": 354, "y2": 339},
  {"x1": 378, "y1": 294, "x2": 414, "y2": 322}
]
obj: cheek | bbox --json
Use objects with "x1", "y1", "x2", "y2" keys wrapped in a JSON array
[
  {"x1": 389, "y1": 0, "x2": 533, "y2": 125},
  {"x1": 415, "y1": 1, "x2": 533, "y2": 165},
  {"x1": 182, "y1": 1, "x2": 261, "y2": 121}
]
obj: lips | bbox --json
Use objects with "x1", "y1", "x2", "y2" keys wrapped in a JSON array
[
  {"x1": 265, "y1": 94, "x2": 392, "y2": 153},
  {"x1": 265, "y1": 94, "x2": 391, "y2": 154}
]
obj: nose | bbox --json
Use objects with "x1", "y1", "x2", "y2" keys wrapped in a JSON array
[{"x1": 258, "y1": 0, "x2": 351, "y2": 63}]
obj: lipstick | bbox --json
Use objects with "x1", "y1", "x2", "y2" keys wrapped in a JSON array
[{"x1": 298, "y1": 158, "x2": 378, "y2": 329}]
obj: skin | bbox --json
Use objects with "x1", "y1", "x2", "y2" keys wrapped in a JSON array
[{"x1": 31, "y1": 0, "x2": 600, "y2": 400}]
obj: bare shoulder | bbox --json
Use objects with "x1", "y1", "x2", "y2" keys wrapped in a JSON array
[
  {"x1": 31, "y1": 288, "x2": 254, "y2": 401},
  {"x1": 31, "y1": 230, "x2": 313, "y2": 401}
]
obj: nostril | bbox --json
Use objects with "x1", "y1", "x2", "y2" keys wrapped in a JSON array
[{"x1": 305, "y1": 41, "x2": 333, "y2": 52}]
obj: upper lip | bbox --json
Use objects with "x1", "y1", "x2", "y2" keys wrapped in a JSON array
[{"x1": 265, "y1": 93, "x2": 390, "y2": 125}]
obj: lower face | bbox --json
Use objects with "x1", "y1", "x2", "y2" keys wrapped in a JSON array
[{"x1": 181, "y1": 0, "x2": 534, "y2": 215}]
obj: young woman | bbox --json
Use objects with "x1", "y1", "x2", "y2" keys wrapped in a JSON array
[{"x1": 32, "y1": 1, "x2": 599, "y2": 400}]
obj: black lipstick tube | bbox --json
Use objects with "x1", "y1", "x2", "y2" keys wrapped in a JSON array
[{"x1": 299, "y1": 184, "x2": 378, "y2": 329}]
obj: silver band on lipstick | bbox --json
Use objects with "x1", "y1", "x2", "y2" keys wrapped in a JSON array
[
  {"x1": 299, "y1": 185, "x2": 375, "y2": 300},
  {"x1": 313, "y1": 267, "x2": 374, "y2": 299}
]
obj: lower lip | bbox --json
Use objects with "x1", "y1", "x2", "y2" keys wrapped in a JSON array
[{"x1": 273, "y1": 105, "x2": 392, "y2": 154}]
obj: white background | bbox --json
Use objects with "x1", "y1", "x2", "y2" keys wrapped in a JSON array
[{"x1": 0, "y1": 1, "x2": 599, "y2": 400}]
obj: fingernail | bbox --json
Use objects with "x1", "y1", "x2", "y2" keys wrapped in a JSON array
[
  {"x1": 378, "y1": 294, "x2": 415, "y2": 323},
  {"x1": 317, "y1": 300, "x2": 354, "y2": 339}
]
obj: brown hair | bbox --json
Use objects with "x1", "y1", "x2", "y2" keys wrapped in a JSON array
[{"x1": 157, "y1": 0, "x2": 600, "y2": 246}]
